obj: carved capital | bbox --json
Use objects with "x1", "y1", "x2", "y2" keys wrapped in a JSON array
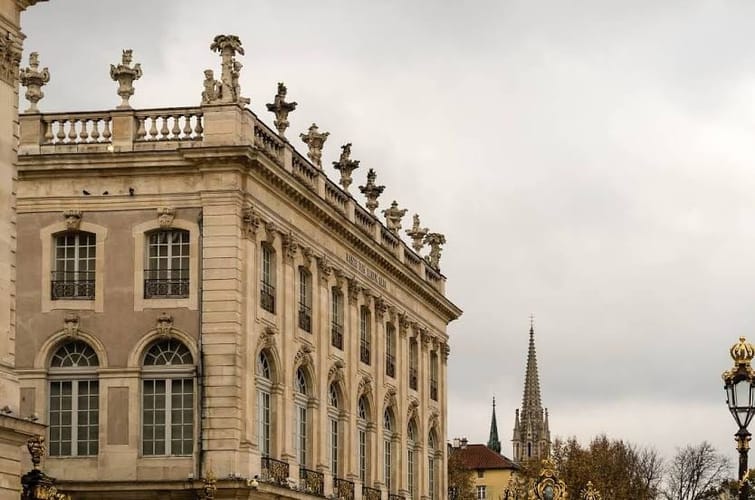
[
  {"x1": 63, "y1": 313, "x2": 80, "y2": 337},
  {"x1": 63, "y1": 210, "x2": 82, "y2": 231},
  {"x1": 374, "y1": 296, "x2": 388, "y2": 319},
  {"x1": 317, "y1": 256, "x2": 333, "y2": 282},
  {"x1": 347, "y1": 278, "x2": 361, "y2": 304},
  {"x1": 301, "y1": 246, "x2": 313, "y2": 268},
  {"x1": 264, "y1": 221, "x2": 278, "y2": 244},
  {"x1": 243, "y1": 205, "x2": 261, "y2": 238},
  {"x1": 156, "y1": 312, "x2": 174, "y2": 338},
  {"x1": 157, "y1": 207, "x2": 175, "y2": 228},
  {"x1": 282, "y1": 231, "x2": 298, "y2": 261}
]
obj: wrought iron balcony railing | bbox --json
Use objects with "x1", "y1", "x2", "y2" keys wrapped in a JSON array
[
  {"x1": 298, "y1": 305, "x2": 312, "y2": 332},
  {"x1": 143, "y1": 269, "x2": 189, "y2": 298},
  {"x1": 331, "y1": 323, "x2": 343, "y2": 350},
  {"x1": 386, "y1": 354, "x2": 396, "y2": 378},
  {"x1": 260, "y1": 281, "x2": 275, "y2": 313},
  {"x1": 362, "y1": 486, "x2": 381, "y2": 500},
  {"x1": 360, "y1": 343, "x2": 371, "y2": 365},
  {"x1": 51, "y1": 270, "x2": 95, "y2": 300},
  {"x1": 388, "y1": 494, "x2": 404, "y2": 500},
  {"x1": 299, "y1": 467, "x2": 324, "y2": 496},
  {"x1": 260, "y1": 456, "x2": 289, "y2": 486},
  {"x1": 409, "y1": 367, "x2": 418, "y2": 390},
  {"x1": 333, "y1": 477, "x2": 355, "y2": 500}
]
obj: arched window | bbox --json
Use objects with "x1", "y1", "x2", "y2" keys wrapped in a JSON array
[
  {"x1": 357, "y1": 395, "x2": 370, "y2": 485},
  {"x1": 52, "y1": 231, "x2": 96, "y2": 300},
  {"x1": 256, "y1": 351, "x2": 273, "y2": 457},
  {"x1": 260, "y1": 243, "x2": 276, "y2": 313},
  {"x1": 428, "y1": 431, "x2": 438, "y2": 500},
  {"x1": 142, "y1": 339, "x2": 194, "y2": 456},
  {"x1": 407, "y1": 419, "x2": 417, "y2": 499},
  {"x1": 144, "y1": 229, "x2": 190, "y2": 298},
  {"x1": 360, "y1": 306, "x2": 371, "y2": 365},
  {"x1": 298, "y1": 267, "x2": 312, "y2": 332},
  {"x1": 294, "y1": 367, "x2": 309, "y2": 466},
  {"x1": 383, "y1": 407, "x2": 395, "y2": 493},
  {"x1": 328, "y1": 383, "x2": 340, "y2": 476},
  {"x1": 48, "y1": 341, "x2": 99, "y2": 456}
]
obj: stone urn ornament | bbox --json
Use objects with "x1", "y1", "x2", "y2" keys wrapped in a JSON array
[
  {"x1": 110, "y1": 49, "x2": 142, "y2": 109},
  {"x1": 19, "y1": 52, "x2": 49, "y2": 113}
]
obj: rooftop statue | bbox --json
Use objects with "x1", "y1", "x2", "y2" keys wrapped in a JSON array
[
  {"x1": 382, "y1": 200, "x2": 407, "y2": 235},
  {"x1": 19, "y1": 52, "x2": 49, "y2": 113},
  {"x1": 358, "y1": 168, "x2": 385, "y2": 215},
  {"x1": 406, "y1": 214, "x2": 429, "y2": 252},
  {"x1": 332, "y1": 143, "x2": 360, "y2": 192},
  {"x1": 206, "y1": 34, "x2": 249, "y2": 105},
  {"x1": 300, "y1": 123, "x2": 330, "y2": 169},
  {"x1": 266, "y1": 82, "x2": 298, "y2": 137},
  {"x1": 424, "y1": 232, "x2": 446, "y2": 270},
  {"x1": 109, "y1": 49, "x2": 142, "y2": 109}
]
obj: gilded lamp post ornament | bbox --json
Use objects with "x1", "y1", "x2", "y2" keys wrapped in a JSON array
[
  {"x1": 358, "y1": 168, "x2": 385, "y2": 214},
  {"x1": 266, "y1": 82, "x2": 297, "y2": 138},
  {"x1": 300, "y1": 123, "x2": 329, "y2": 168},
  {"x1": 580, "y1": 482, "x2": 602, "y2": 500},
  {"x1": 406, "y1": 214, "x2": 429, "y2": 252},
  {"x1": 109, "y1": 49, "x2": 142, "y2": 109},
  {"x1": 424, "y1": 232, "x2": 446, "y2": 270},
  {"x1": 22, "y1": 436, "x2": 71, "y2": 500},
  {"x1": 532, "y1": 458, "x2": 568, "y2": 500},
  {"x1": 723, "y1": 336, "x2": 755, "y2": 500},
  {"x1": 382, "y1": 200, "x2": 407, "y2": 235},
  {"x1": 208, "y1": 34, "x2": 249, "y2": 105},
  {"x1": 19, "y1": 52, "x2": 49, "y2": 113},
  {"x1": 333, "y1": 143, "x2": 360, "y2": 192}
]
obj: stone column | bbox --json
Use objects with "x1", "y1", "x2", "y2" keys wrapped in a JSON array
[{"x1": 0, "y1": 3, "x2": 48, "y2": 499}]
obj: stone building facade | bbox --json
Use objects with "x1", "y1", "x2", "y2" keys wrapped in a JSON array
[{"x1": 14, "y1": 35, "x2": 461, "y2": 500}]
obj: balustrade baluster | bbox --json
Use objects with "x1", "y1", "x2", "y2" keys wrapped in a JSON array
[
  {"x1": 171, "y1": 115, "x2": 181, "y2": 138},
  {"x1": 102, "y1": 118, "x2": 112, "y2": 141},
  {"x1": 67, "y1": 120, "x2": 78, "y2": 142},
  {"x1": 182, "y1": 115, "x2": 192, "y2": 138},
  {"x1": 159, "y1": 115, "x2": 169, "y2": 139},
  {"x1": 90, "y1": 120, "x2": 101, "y2": 141},
  {"x1": 78, "y1": 119, "x2": 89, "y2": 142},
  {"x1": 55, "y1": 120, "x2": 66, "y2": 142},
  {"x1": 43, "y1": 120, "x2": 53, "y2": 143},
  {"x1": 135, "y1": 116, "x2": 146, "y2": 140},
  {"x1": 194, "y1": 115, "x2": 203, "y2": 135},
  {"x1": 148, "y1": 116, "x2": 158, "y2": 140}
]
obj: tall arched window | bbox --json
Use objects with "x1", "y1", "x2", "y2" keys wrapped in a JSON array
[
  {"x1": 260, "y1": 243, "x2": 276, "y2": 313},
  {"x1": 328, "y1": 383, "x2": 340, "y2": 476},
  {"x1": 385, "y1": 324, "x2": 396, "y2": 378},
  {"x1": 357, "y1": 395, "x2": 370, "y2": 485},
  {"x1": 407, "y1": 419, "x2": 417, "y2": 499},
  {"x1": 298, "y1": 267, "x2": 312, "y2": 332},
  {"x1": 428, "y1": 431, "x2": 438, "y2": 500},
  {"x1": 144, "y1": 229, "x2": 190, "y2": 298},
  {"x1": 294, "y1": 367, "x2": 309, "y2": 466},
  {"x1": 49, "y1": 340, "x2": 99, "y2": 456},
  {"x1": 409, "y1": 339, "x2": 418, "y2": 390},
  {"x1": 383, "y1": 407, "x2": 395, "y2": 493},
  {"x1": 52, "y1": 231, "x2": 96, "y2": 299},
  {"x1": 256, "y1": 351, "x2": 273, "y2": 457},
  {"x1": 331, "y1": 287, "x2": 344, "y2": 349},
  {"x1": 430, "y1": 351, "x2": 438, "y2": 401},
  {"x1": 360, "y1": 306, "x2": 371, "y2": 365},
  {"x1": 142, "y1": 339, "x2": 194, "y2": 456}
]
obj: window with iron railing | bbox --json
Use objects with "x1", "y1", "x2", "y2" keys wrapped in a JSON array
[
  {"x1": 360, "y1": 307, "x2": 371, "y2": 365},
  {"x1": 144, "y1": 229, "x2": 190, "y2": 298},
  {"x1": 52, "y1": 231, "x2": 96, "y2": 300},
  {"x1": 260, "y1": 244, "x2": 276, "y2": 313},
  {"x1": 331, "y1": 288, "x2": 344, "y2": 349},
  {"x1": 298, "y1": 267, "x2": 312, "y2": 332}
]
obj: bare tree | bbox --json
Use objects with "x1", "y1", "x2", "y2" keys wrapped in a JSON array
[{"x1": 663, "y1": 442, "x2": 731, "y2": 500}]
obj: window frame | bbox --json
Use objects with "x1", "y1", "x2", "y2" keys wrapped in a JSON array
[
  {"x1": 260, "y1": 243, "x2": 277, "y2": 314},
  {"x1": 298, "y1": 267, "x2": 312, "y2": 332},
  {"x1": 256, "y1": 351, "x2": 274, "y2": 457},
  {"x1": 144, "y1": 228, "x2": 191, "y2": 299},
  {"x1": 331, "y1": 287, "x2": 344, "y2": 349},
  {"x1": 360, "y1": 306, "x2": 371, "y2": 365}
]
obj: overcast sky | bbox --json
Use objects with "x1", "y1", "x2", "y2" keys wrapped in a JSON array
[{"x1": 22, "y1": 1, "x2": 755, "y2": 465}]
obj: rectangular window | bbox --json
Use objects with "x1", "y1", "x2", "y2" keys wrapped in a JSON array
[
  {"x1": 409, "y1": 340, "x2": 418, "y2": 390},
  {"x1": 359, "y1": 429, "x2": 367, "y2": 483},
  {"x1": 383, "y1": 439, "x2": 392, "y2": 492},
  {"x1": 295, "y1": 405, "x2": 307, "y2": 465},
  {"x1": 331, "y1": 288, "x2": 344, "y2": 349},
  {"x1": 477, "y1": 470, "x2": 484, "y2": 478},
  {"x1": 144, "y1": 230, "x2": 190, "y2": 298},
  {"x1": 430, "y1": 352, "x2": 438, "y2": 401},
  {"x1": 330, "y1": 418, "x2": 339, "y2": 475},
  {"x1": 386, "y1": 325, "x2": 396, "y2": 378},
  {"x1": 408, "y1": 449, "x2": 414, "y2": 498},
  {"x1": 260, "y1": 245, "x2": 276, "y2": 313},
  {"x1": 257, "y1": 389, "x2": 270, "y2": 456},
  {"x1": 298, "y1": 268, "x2": 312, "y2": 332},
  {"x1": 49, "y1": 380, "x2": 99, "y2": 456},
  {"x1": 429, "y1": 456, "x2": 435, "y2": 500},
  {"x1": 143, "y1": 378, "x2": 193, "y2": 456},
  {"x1": 52, "y1": 232, "x2": 96, "y2": 300},
  {"x1": 360, "y1": 307, "x2": 371, "y2": 365},
  {"x1": 477, "y1": 485, "x2": 487, "y2": 499}
]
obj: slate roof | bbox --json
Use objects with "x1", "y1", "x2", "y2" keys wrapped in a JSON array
[{"x1": 451, "y1": 444, "x2": 519, "y2": 470}]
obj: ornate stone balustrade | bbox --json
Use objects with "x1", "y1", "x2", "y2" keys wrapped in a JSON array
[{"x1": 18, "y1": 103, "x2": 446, "y2": 294}]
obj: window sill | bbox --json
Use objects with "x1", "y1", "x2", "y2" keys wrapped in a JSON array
[
  {"x1": 44, "y1": 298, "x2": 95, "y2": 312},
  {"x1": 136, "y1": 296, "x2": 193, "y2": 311}
]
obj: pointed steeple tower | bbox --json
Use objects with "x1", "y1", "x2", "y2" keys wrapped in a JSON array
[
  {"x1": 487, "y1": 397, "x2": 501, "y2": 453},
  {"x1": 512, "y1": 316, "x2": 551, "y2": 463}
]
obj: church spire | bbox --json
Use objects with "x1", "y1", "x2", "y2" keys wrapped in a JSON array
[
  {"x1": 487, "y1": 397, "x2": 501, "y2": 453},
  {"x1": 512, "y1": 316, "x2": 551, "y2": 463}
]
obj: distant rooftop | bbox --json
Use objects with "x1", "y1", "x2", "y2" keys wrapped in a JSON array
[{"x1": 451, "y1": 443, "x2": 518, "y2": 471}]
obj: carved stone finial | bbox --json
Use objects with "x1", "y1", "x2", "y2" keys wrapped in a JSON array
[
  {"x1": 266, "y1": 82, "x2": 298, "y2": 138},
  {"x1": 109, "y1": 49, "x2": 142, "y2": 109},
  {"x1": 63, "y1": 313, "x2": 80, "y2": 337},
  {"x1": 332, "y1": 143, "x2": 360, "y2": 192},
  {"x1": 19, "y1": 52, "x2": 49, "y2": 113},
  {"x1": 358, "y1": 168, "x2": 385, "y2": 215},
  {"x1": 424, "y1": 232, "x2": 446, "y2": 270},
  {"x1": 405, "y1": 214, "x2": 429, "y2": 252},
  {"x1": 156, "y1": 312, "x2": 174, "y2": 338},
  {"x1": 382, "y1": 201, "x2": 407, "y2": 235},
  {"x1": 209, "y1": 34, "x2": 249, "y2": 105},
  {"x1": 157, "y1": 207, "x2": 175, "y2": 228},
  {"x1": 27, "y1": 435, "x2": 45, "y2": 469},
  {"x1": 62, "y1": 210, "x2": 82, "y2": 231},
  {"x1": 300, "y1": 123, "x2": 330, "y2": 169}
]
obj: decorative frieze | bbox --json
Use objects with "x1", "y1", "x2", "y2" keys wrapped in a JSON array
[
  {"x1": 382, "y1": 201, "x2": 407, "y2": 236},
  {"x1": 265, "y1": 82, "x2": 297, "y2": 138},
  {"x1": 62, "y1": 210, "x2": 82, "y2": 230},
  {"x1": 300, "y1": 123, "x2": 329, "y2": 169},
  {"x1": 19, "y1": 52, "x2": 49, "y2": 113},
  {"x1": 110, "y1": 49, "x2": 142, "y2": 109}
]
